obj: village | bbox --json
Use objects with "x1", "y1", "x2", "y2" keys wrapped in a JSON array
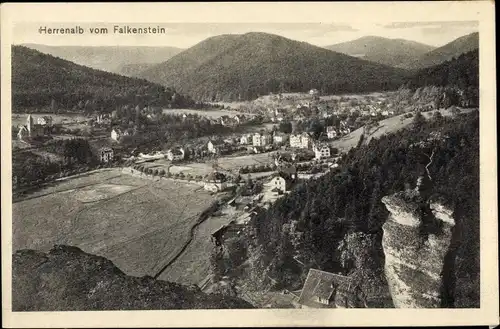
[{"x1": 11, "y1": 89, "x2": 440, "y2": 309}]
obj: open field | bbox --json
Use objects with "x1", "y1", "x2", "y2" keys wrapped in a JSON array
[
  {"x1": 330, "y1": 107, "x2": 477, "y2": 152},
  {"x1": 163, "y1": 108, "x2": 256, "y2": 118},
  {"x1": 12, "y1": 113, "x2": 89, "y2": 127},
  {"x1": 13, "y1": 169, "x2": 217, "y2": 277},
  {"x1": 143, "y1": 152, "x2": 277, "y2": 178}
]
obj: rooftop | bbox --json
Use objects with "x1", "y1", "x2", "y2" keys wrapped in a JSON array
[{"x1": 297, "y1": 268, "x2": 352, "y2": 308}]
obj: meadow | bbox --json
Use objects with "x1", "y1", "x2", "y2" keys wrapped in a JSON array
[{"x1": 13, "y1": 169, "x2": 216, "y2": 278}]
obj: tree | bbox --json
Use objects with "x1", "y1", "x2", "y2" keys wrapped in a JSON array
[{"x1": 412, "y1": 112, "x2": 426, "y2": 130}]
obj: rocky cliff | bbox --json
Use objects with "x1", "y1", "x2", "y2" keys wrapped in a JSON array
[
  {"x1": 12, "y1": 245, "x2": 254, "y2": 311},
  {"x1": 381, "y1": 188, "x2": 456, "y2": 308}
]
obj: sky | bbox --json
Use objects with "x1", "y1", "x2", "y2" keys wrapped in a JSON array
[{"x1": 13, "y1": 20, "x2": 479, "y2": 49}]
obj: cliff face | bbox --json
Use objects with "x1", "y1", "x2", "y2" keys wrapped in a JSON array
[
  {"x1": 12, "y1": 245, "x2": 253, "y2": 311},
  {"x1": 381, "y1": 191, "x2": 455, "y2": 308}
]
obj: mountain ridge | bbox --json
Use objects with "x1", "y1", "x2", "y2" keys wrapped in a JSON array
[
  {"x1": 325, "y1": 35, "x2": 435, "y2": 67},
  {"x1": 20, "y1": 43, "x2": 184, "y2": 74},
  {"x1": 404, "y1": 32, "x2": 479, "y2": 70},
  {"x1": 12, "y1": 45, "x2": 194, "y2": 112},
  {"x1": 136, "y1": 32, "x2": 410, "y2": 102}
]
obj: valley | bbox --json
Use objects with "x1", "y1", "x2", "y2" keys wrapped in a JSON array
[{"x1": 10, "y1": 25, "x2": 481, "y2": 312}]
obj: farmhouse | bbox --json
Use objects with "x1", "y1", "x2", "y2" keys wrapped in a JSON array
[
  {"x1": 326, "y1": 126, "x2": 337, "y2": 139},
  {"x1": 98, "y1": 147, "x2": 114, "y2": 163},
  {"x1": 204, "y1": 171, "x2": 228, "y2": 192},
  {"x1": 253, "y1": 133, "x2": 272, "y2": 147},
  {"x1": 313, "y1": 143, "x2": 331, "y2": 160},
  {"x1": 290, "y1": 132, "x2": 310, "y2": 149},
  {"x1": 167, "y1": 147, "x2": 185, "y2": 161},
  {"x1": 297, "y1": 269, "x2": 358, "y2": 309}
]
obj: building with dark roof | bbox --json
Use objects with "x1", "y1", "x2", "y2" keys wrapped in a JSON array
[{"x1": 297, "y1": 269, "x2": 363, "y2": 308}]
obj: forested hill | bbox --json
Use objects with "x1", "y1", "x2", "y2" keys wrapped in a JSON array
[
  {"x1": 405, "y1": 50, "x2": 479, "y2": 89},
  {"x1": 405, "y1": 32, "x2": 479, "y2": 70},
  {"x1": 403, "y1": 50, "x2": 479, "y2": 108},
  {"x1": 136, "y1": 32, "x2": 410, "y2": 102},
  {"x1": 11, "y1": 45, "x2": 195, "y2": 113},
  {"x1": 249, "y1": 110, "x2": 479, "y2": 308}
]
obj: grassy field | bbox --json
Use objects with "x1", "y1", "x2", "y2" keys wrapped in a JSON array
[
  {"x1": 12, "y1": 113, "x2": 89, "y2": 127},
  {"x1": 142, "y1": 152, "x2": 277, "y2": 178},
  {"x1": 13, "y1": 169, "x2": 217, "y2": 278},
  {"x1": 163, "y1": 108, "x2": 256, "y2": 118}
]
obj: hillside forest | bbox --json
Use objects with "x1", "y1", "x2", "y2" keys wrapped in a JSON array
[{"x1": 245, "y1": 110, "x2": 479, "y2": 308}]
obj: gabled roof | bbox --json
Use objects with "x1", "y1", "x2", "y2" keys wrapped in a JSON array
[{"x1": 298, "y1": 269, "x2": 352, "y2": 308}]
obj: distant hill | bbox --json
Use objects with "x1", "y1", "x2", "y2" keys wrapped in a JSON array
[
  {"x1": 136, "y1": 32, "x2": 410, "y2": 102},
  {"x1": 21, "y1": 44, "x2": 183, "y2": 74},
  {"x1": 404, "y1": 32, "x2": 479, "y2": 70},
  {"x1": 11, "y1": 45, "x2": 194, "y2": 112},
  {"x1": 325, "y1": 36, "x2": 435, "y2": 67},
  {"x1": 12, "y1": 245, "x2": 253, "y2": 311},
  {"x1": 117, "y1": 62, "x2": 157, "y2": 77}
]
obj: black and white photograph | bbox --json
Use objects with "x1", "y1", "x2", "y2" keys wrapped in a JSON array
[{"x1": 1, "y1": 2, "x2": 497, "y2": 328}]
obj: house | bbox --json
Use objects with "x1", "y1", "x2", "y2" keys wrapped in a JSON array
[
  {"x1": 289, "y1": 132, "x2": 310, "y2": 149},
  {"x1": 270, "y1": 176, "x2": 289, "y2": 194},
  {"x1": 167, "y1": 147, "x2": 185, "y2": 161},
  {"x1": 111, "y1": 128, "x2": 123, "y2": 141},
  {"x1": 253, "y1": 133, "x2": 271, "y2": 147},
  {"x1": 98, "y1": 147, "x2": 114, "y2": 163},
  {"x1": 382, "y1": 110, "x2": 389, "y2": 116},
  {"x1": 207, "y1": 140, "x2": 225, "y2": 154},
  {"x1": 309, "y1": 89, "x2": 320, "y2": 100},
  {"x1": 37, "y1": 115, "x2": 53, "y2": 126},
  {"x1": 313, "y1": 143, "x2": 331, "y2": 160},
  {"x1": 297, "y1": 269, "x2": 359, "y2": 309},
  {"x1": 326, "y1": 126, "x2": 337, "y2": 139},
  {"x1": 273, "y1": 132, "x2": 289, "y2": 145},
  {"x1": 96, "y1": 114, "x2": 111, "y2": 125},
  {"x1": 204, "y1": 171, "x2": 228, "y2": 192},
  {"x1": 239, "y1": 134, "x2": 252, "y2": 145},
  {"x1": 270, "y1": 165, "x2": 297, "y2": 194}
]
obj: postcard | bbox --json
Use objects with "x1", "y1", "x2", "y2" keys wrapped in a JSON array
[{"x1": 1, "y1": 2, "x2": 498, "y2": 327}]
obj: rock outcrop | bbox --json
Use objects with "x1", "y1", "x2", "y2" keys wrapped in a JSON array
[
  {"x1": 381, "y1": 189, "x2": 455, "y2": 308},
  {"x1": 12, "y1": 245, "x2": 254, "y2": 311}
]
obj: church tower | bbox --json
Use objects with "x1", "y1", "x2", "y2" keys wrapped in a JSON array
[{"x1": 27, "y1": 114, "x2": 34, "y2": 137}]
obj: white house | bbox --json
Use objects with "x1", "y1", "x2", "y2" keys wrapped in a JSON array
[
  {"x1": 382, "y1": 110, "x2": 389, "y2": 116},
  {"x1": 240, "y1": 134, "x2": 252, "y2": 145},
  {"x1": 111, "y1": 128, "x2": 123, "y2": 141},
  {"x1": 37, "y1": 116, "x2": 53, "y2": 126},
  {"x1": 289, "y1": 132, "x2": 310, "y2": 149},
  {"x1": 270, "y1": 176, "x2": 288, "y2": 194},
  {"x1": 253, "y1": 133, "x2": 271, "y2": 147},
  {"x1": 98, "y1": 147, "x2": 114, "y2": 163},
  {"x1": 326, "y1": 126, "x2": 337, "y2": 139},
  {"x1": 207, "y1": 140, "x2": 225, "y2": 154},
  {"x1": 313, "y1": 143, "x2": 331, "y2": 160},
  {"x1": 167, "y1": 148, "x2": 185, "y2": 161}
]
